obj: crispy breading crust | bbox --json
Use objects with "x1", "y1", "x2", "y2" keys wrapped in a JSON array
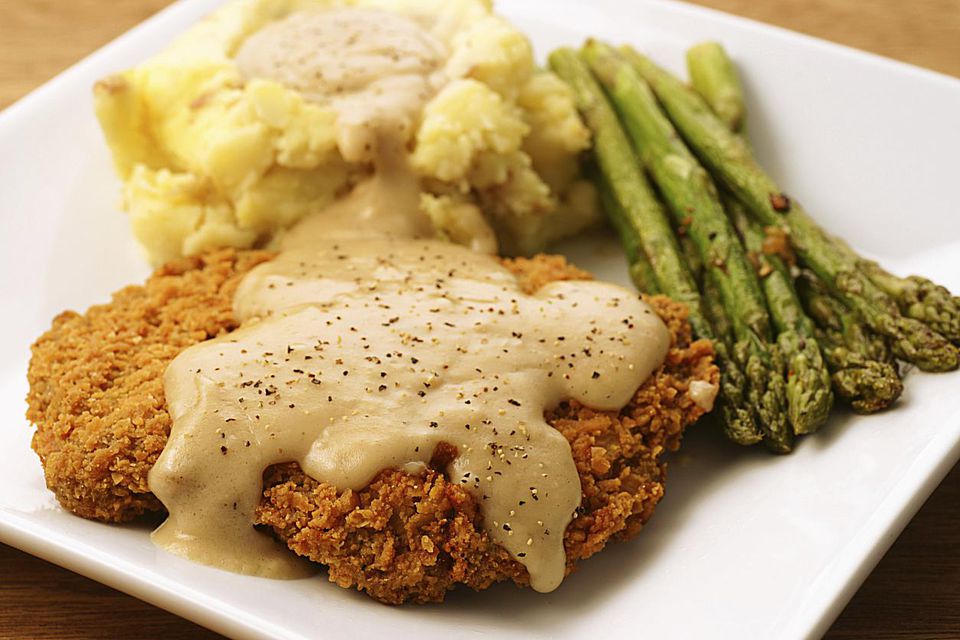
[
  {"x1": 26, "y1": 248, "x2": 717, "y2": 603},
  {"x1": 27, "y1": 250, "x2": 275, "y2": 521}
]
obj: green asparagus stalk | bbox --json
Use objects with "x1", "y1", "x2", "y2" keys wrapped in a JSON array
[
  {"x1": 701, "y1": 274, "x2": 764, "y2": 445},
  {"x1": 677, "y1": 228, "x2": 704, "y2": 286},
  {"x1": 582, "y1": 41, "x2": 791, "y2": 452},
  {"x1": 686, "y1": 42, "x2": 746, "y2": 133},
  {"x1": 797, "y1": 273, "x2": 903, "y2": 413},
  {"x1": 683, "y1": 47, "x2": 742, "y2": 375},
  {"x1": 726, "y1": 196, "x2": 834, "y2": 433},
  {"x1": 629, "y1": 251, "x2": 661, "y2": 296},
  {"x1": 625, "y1": 47, "x2": 959, "y2": 373},
  {"x1": 549, "y1": 47, "x2": 762, "y2": 447},
  {"x1": 702, "y1": 272, "x2": 733, "y2": 348},
  {"x1": 696, "y1": 268, "x2": 763, "y2": 445},
  {"x1": 598, "y1": 178, "x2": 660, "y2": 294}
]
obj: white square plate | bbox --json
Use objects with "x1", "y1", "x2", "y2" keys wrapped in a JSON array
[{"x1": 2, "y1": 1, "x2": 959, "y2": 638}]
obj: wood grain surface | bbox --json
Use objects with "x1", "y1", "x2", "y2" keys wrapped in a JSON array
[{"x1": 2, "y1": 1, "x2": 959, "y2": 638}]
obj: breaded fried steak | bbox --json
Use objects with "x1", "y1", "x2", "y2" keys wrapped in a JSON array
[{"x1": 26, "y1": 249, "x2": 717, "y2": 603}]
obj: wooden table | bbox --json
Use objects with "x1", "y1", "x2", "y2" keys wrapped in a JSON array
[{"x1": 2, "y1": 0, "x2": 958, "y2": 637}]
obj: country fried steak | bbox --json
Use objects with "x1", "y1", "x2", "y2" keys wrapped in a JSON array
[{"x1": 26, "y1": 249, "x2": 717, "y2": 603}]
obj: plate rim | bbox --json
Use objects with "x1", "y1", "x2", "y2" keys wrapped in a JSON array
[{"x1": 1, "y1": 1, "x2": 958, "y2": 639}]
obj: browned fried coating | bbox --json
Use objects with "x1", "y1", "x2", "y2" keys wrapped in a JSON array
[
  {"x1": 27, "y1": 250, "x2": 274, "y2": 521},
  {"x1": 501, "y1": 254, "x2": 592, "y2": 292},
  {"x1": 26, "y1": 249, "x2": 718, "y2": 603}
]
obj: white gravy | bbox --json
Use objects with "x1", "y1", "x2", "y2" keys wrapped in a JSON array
[
  {"x1": 235, "y1": 7, "x2": 447, "y2": 163},
  {"x1": 150, "y1": 237, "x2": 670, "y2": 591},
  {"x1": 148, "y1": 6, "x2": 674, "y2": 594}
]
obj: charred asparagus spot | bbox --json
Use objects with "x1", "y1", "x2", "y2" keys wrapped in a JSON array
[
  {"x1": 549, "y1": 46, "x2": 762, "y2": 447},
  {"x1": 624, "y1": 46, "x2": 958, "y2": 373},
  {"x1": 796, "y1": 272, "x2": 903, "y2": 413},
  {"x1": 582, "y1": 40, "x2": 789, "y2": 452}
]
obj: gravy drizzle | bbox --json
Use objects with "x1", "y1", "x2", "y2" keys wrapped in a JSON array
[{"x1": 148, "y1": 6, "x2": 672, "y2": 593}]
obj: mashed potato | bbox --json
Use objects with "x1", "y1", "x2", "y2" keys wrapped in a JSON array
[{"x1": 95, "y1": 0, "x2": 597, "y2": 264}]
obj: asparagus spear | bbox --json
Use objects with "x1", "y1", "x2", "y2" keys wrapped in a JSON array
[
  {"x1": 677, "y1": 226, "x2": 704, "y2": 286},
  {"x1": 702, "y1": 272, "x2": 732, "y2": 348},
  {"x1": 549, "y1": 47, "x2": 762, "y2": 446},
  {"x1": 597, "y1": 177, "x2": 660, "y2": 294},
  {"x1": 726, "y1": 196, "x2": 834, "y2": 433},
  {"x1": 582, "y1": 41, "x2": 791, "y2": 452},
  {"x1": 797, "y1": 273, "x2": 903, "y2": 413},
  {"x1": 686, "y1": 42, "x2": 745, "y2": 133},
  {"x1": 700, "y1": 273, "x2": 767, "y2": 445},
  {"x1": 625, "y1": 47, "x2": 959, "y2": 373}
]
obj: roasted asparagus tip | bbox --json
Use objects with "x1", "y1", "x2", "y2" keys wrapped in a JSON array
[
  {"x1": 884, "y1": 315, "x2": 959, "y2": 373},
  {"x1": 778, "y1": 332, "x2": 834, "y2": 434},
  {"x1": 712, "y1": 342, "x2": 763, "y2": 445},
  {"x1": 829, "y1": 356, "x2": 904, "y2": 414},
  {"x1": 901, "y1": 276, "x2": 960, "y2": 344},
  {"x1": 741, "y1": 342, "x2": 793, "y2": 453}
]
